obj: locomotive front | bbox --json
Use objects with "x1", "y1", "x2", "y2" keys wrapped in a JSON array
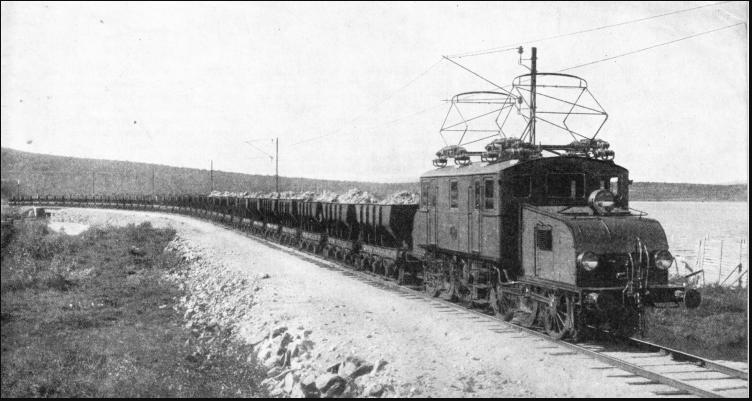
[{"x1": 511, "y1": 156, "x2": 701, "y2": 337}]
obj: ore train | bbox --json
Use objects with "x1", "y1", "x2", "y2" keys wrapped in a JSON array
[{"x1": 10, "y1": 47, "x2": 700, "y2": 339}]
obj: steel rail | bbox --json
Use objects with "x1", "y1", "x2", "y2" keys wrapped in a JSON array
[{"x1": 627, "y1": 337, "x2": 748, "y2": 381}]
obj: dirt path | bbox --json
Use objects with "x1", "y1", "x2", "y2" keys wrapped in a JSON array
[{"x1": 49, "y1": 208, "x2": 697, "y2": 398}]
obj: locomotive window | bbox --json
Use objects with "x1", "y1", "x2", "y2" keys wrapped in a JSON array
[
  {"x1": 421, "y1": 181, "x2": 429, "y2": 207},
  {"x1": 547, "y1": 174, "x2": 585, "y2": 198},
  {"x1": 450, "y1": 180, "x2": 458, "y2": 208},
  {"x1": 430, "y1": 180, "x2": 437, "y2": 206},
  {"x1": 511, "y1": 175, "x2": 531, "y2": 197},
  {"x1": 484, "y1": 179, "x2": 494, "y2": 209},
  {"x1": 474, "y1": 180, "x2": 480, "y2": 209},
  {"x1": 610, "y1": 177, "x2": 619, "y2": 195},
  {"x1": 535, "y1": 227, "x2": 553, "y2": 251}
]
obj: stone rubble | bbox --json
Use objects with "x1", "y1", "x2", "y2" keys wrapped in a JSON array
[
  {"x1": 164, "y1": 235, "x2": 396, "y2": 398},
  {"x1": 207, "y1": 188, "x2": 420, "y2": 205}
]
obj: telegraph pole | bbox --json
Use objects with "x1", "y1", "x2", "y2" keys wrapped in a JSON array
[
  {"x1": 275, "y1": 137, "x2": 279, "y2": 193},
  {"x1": 530, "y1": 46, "x2": 537, "y2": 145}
]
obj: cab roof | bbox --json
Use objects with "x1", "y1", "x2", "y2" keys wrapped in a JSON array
[{"x1": 420, "y1": 156, "x2": 625, "y2": 179}]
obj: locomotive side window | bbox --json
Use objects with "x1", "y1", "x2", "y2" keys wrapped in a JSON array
[
  {"x1": 511, "y1": 175, "x2": 531, "y2": 197},
  {"x1": 547, "y1": 174, "x2": 585, "y2": 198},
  {"x1": 610, "y1": 177, "x2": 619, "y2": 195},
  {"x1": 474, "y1": 180, "x2": 480, "y2": 209},
  {"x1": 450, "y1": 180, "x2": 458, "y2": 208},
  {"x1": 421, "y1": 181, "x2": 429, "y2": 207},
  {"x1": 535, "y1": 226, "x2": 553, "y2": 251},
  {"x1": 484, "y1": 179, "x2": 494, "y2": 209}
]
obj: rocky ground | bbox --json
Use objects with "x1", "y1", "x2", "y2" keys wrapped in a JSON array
[{"x1": 46, "y1": 207, "x2": 722, "y2": 397}]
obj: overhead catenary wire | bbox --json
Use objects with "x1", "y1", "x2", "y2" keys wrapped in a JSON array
[
  {"x1": 447, "y1": 0, "x2": 735, "y2": 58},
  {"x1": 558, "y1": 21, "x2": 746, "y2": 72},
  {"x1": 291, "y1": 57, "x2": 446, "y2": 146},
  {"x1": 441, "y1": 56, "x2": 509, "y2": 92}
]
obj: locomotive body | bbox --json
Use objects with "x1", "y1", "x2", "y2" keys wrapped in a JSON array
[{"x1": 413, "y1": 155, "x2": 698, "y2": 338}]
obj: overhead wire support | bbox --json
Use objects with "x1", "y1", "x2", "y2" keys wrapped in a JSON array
[
  {"x1": 559, "y1": 21, "x2": 747, "y2": 72},
  {"x1": 447, "y1": 0, "x2": 735, "y2": 59}
]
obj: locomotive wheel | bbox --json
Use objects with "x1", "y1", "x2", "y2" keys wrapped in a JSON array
[
  {"x1": 489, "y1": 287, "x2": 515, "y2": 322},
  {"x1": 518, "y1": 296, "x2": 540, "y2": 328},
  {"x1": 543, "y1": 293, "x2": 574, "y2": 340}
]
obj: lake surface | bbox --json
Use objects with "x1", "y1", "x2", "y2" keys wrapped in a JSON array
[{"x1": 632, "y1": 201, "x2": 749, "y2": 287}]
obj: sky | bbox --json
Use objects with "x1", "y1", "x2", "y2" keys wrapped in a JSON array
[{"x1": 1, "y1": 1, "x2": 748, "y2": 184}]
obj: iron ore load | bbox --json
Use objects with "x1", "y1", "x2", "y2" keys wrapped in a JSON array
[{"x1": 11, "y1": 47, "x2": 700, "y2": 339}]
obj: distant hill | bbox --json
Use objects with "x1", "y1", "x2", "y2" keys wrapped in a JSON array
[
  {"x1": 0, "y1": 148, "x2": 417, "y2": 199},
  {"x1": 629, "y1": 181, "x2": 747, "y2": 202},
  {"x1": 0, "y1": 148, "x2": 747, "y2": 202}
]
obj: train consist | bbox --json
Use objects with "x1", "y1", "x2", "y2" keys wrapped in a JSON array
[{"x1": 10, "y1": 47, "x2": 700, "y2": 339}]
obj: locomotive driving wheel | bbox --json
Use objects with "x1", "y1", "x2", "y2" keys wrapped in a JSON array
[
  {"x1": 542, "y1": 292, "x2": 574, "y2": 340},
  {"x1": 518, "y1": 291, "x2": 539, "y2": 328},
  {"x1": 489, "y1": 286, "x2": 515, "y2": 321}
]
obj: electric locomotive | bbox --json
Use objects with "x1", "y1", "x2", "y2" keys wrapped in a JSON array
[{"x1": 411, "y1": 47, "x2": 700, "y2": 338}]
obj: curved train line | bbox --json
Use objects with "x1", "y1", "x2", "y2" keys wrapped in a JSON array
[{"x1": 9, "y1": 199, "x2": 749, "y2": 398}]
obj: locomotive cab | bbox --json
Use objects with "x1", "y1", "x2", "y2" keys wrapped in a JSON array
[{"x1": 505, "y1": 156, "x2": 700, "y2": 336}]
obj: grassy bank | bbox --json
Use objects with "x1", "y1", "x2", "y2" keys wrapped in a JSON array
[
  {"x1": 642, "y1": 285, "x2": 748, "y2": 361},
  {"x1": 0, "y1": 219, "x2": 267, "y2": 397}
]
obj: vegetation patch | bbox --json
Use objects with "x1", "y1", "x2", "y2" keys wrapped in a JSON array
[
  {"x1": 1, "y1": 220, "x2": 267, "y2": 397},
  {"x1": 642, "y1": 285, "x2": 747, "y2": 361}
]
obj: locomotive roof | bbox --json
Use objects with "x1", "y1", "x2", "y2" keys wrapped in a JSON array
[
  {"x1": 420, "y1": 159, "x2": 520, "y2": 178},
  {"x1": 420, "y1": 156, "x2": 626, "y2": 179}
]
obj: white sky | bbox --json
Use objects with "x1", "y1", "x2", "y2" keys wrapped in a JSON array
[{"x1": 1, "y1": 1, "x2": 748, "y2": 184}]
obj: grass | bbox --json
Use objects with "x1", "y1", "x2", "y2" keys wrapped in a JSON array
[
  {"x1": 642, "y1": 285, "x2": 748, "y2": 361},
  {"x1": 1, "y1": 219, "x2": 268, "y2": 397}
]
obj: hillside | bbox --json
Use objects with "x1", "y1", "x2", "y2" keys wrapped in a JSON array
[
  {"x1": 1, "y1": 148, "x2": 747, "y2": 202},
  {"x1": 0, "y1": 148, "x2": 417, "y2": 199},
  {"x1": 630, "y1": 182, "x2": 747, "y2": 202}
]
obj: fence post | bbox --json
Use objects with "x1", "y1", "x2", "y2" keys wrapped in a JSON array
[
  {"x1": 739, "y1": 239, "x2": 744, "y2": 289},
  {"x1": 718, "y1": 239, "x2": 724, "y2": 283}
]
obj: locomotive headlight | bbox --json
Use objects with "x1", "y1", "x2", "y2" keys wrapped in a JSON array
[
  {"x1": 654, "y1": 250, "x2": 673, "y2": 270},
  {"x1": 577, "y1": 252, "x2": 599, "y2": 271}
]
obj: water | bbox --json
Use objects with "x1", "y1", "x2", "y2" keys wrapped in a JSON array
[{"x1": 632, "y1": 201, "x2": 749, "y2": 287}]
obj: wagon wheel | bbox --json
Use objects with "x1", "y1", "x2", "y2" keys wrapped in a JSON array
[
  {"x1": 542, "y1": 292, "x2": 574, "y2": 340},
  {"x1": 489, "y1": 286, "x2": 515, "y2": 321},
  {"x1": 456, "y1": 284, "x2": 473, "y2": 307},
  {"x1": 397, "y1": 266, "x2": 406, "y2": 285},
  {"x1": 424, "y1": 271, "x2": 442, "y2": 298},
  {"x1": 386, "y1": 261, "x2": 399, "y2": 279}
]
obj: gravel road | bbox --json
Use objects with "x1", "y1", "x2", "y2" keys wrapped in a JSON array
[{"x1": 48, "y1": 208, "x2": 700, "y2": 398}]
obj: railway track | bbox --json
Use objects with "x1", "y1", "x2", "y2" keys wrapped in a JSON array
[{"x1": 14, "y1": 202, "x2": 751, "y2": 398}]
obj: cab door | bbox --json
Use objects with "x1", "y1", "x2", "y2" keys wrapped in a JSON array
[
  {"x1": 468, "y1": 179, "x2": 481, "y2": 253},
  {"x1": 426, "y1": 180, "x2": 438, "y2": 247},
  {"x1": 533, "y1": 223, "x2": 554, "y2": 277}
]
